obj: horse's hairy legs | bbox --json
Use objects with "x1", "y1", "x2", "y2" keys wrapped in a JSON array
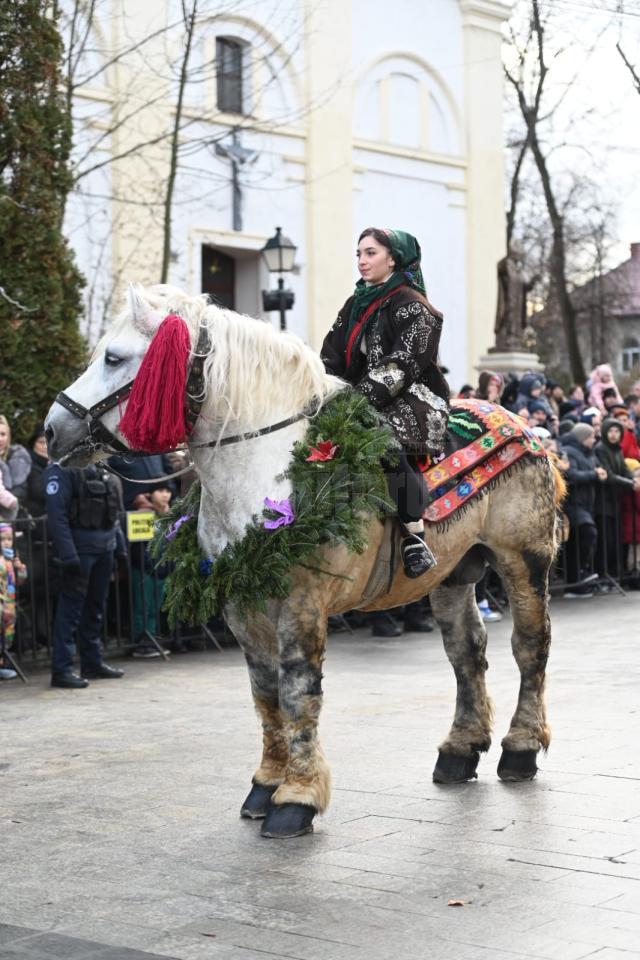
[
  {"x1": 430, "y1": 582, "x2": 493, "y2": 783},
  {"x1": 494, "y1": 548, "x2": 553, "y2": 780},
  {"x1": 226, "y1": 611, "x2": 288, "y2": 818},
  {"x1": 262, "y1": 591, "x2": 331, "y2": 837}
]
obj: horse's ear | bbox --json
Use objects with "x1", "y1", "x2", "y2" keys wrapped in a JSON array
[{"x1": 127, "y1": 283, "x2": 161, "y2": 338}]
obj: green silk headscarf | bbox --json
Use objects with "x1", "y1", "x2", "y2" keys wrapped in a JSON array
[{"x1": 347, "y1": 229, "x2": 426, "y2": 333}]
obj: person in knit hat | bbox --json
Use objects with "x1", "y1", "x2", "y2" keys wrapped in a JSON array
[
  {"x1": 594, "y1": 418, "x2": 640, "y2": 580},
  {"x1": 560, "y1": 423, "x2": 608, "y2": 596}
]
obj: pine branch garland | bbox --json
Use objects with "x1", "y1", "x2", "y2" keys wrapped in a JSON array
[{"x1": 154, "y1": 391, "x2": 399, "y2": 625}]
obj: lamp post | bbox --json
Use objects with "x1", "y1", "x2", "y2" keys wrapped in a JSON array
[{"x1": 261, "y1": 227, "x2": 297, "y2": 330}]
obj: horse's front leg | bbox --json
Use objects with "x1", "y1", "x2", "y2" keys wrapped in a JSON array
[
  {"x1": 261, "y1": 595, "x2": 330, "y2": 839},
  {"x1": 225, "y1": 611, "x2": 289, "y2": 820},
  {"x1": 430, "y1": 582, "x2": 493, "y2": 783}
]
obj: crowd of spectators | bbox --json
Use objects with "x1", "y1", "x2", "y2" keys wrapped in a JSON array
[
  {"x1": 2, "y1": 367, "x2": 640, "y2": 681},
  {"x1": 459, "y1": 364, "x2": 640, "y2": 601}
]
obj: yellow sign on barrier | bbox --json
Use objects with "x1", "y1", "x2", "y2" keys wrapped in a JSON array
[{"x1": 126, "y1": 510, "x2": 155, "y2": 542}]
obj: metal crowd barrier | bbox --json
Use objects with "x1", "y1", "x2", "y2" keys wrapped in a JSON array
[
  {"x1": 2, "y1": 514, "x2": 230, "y2": 683},
  {"x1": 551, "y1": 477, "x2": 639, "y2": 596},
  {"x1": 2, "y1": 480, "x2": 639, "y2": 681}
]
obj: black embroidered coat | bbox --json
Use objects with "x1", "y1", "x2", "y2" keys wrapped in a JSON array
[{"x1": 321, "y1": 287, "x2": 450, "y2": 456}]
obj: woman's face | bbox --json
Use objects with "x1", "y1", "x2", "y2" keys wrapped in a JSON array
[
  {"x1": 0, "y1": 424, "x2": 9, "y2": 454},
  {"x1": 33, "y1": 436, "x2": 48, "y2": 458},
  {"x1": 606, "y1": 425, "x2": 622, "y2": 445},
  {"x1": 487, "y1": 382, "x2": 500, "y2": 401},
  {"x1": 357, "y1": 236, "x2": 395, "y2": 285}
]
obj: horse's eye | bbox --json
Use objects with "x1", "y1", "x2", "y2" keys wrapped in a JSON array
[{"x1": 104, "y1": 352, "x2": 123, "y2": 367}]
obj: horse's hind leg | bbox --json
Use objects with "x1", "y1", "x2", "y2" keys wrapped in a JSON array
[
  {"x1": 225, "y1": 611, "x2": 288, "y2": 819},
  {"x1": 494, "y1": 548, "x2": 552, "y2": 781},
  {"x1": 261, "y1": 593, "x2": 330, "y2": 840},
  {"x1": 430, "y1": 582, "x2": 493, "y2": 783}
]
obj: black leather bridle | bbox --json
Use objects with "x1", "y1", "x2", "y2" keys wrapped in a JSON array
[{"x1": 55, "y1": 380, "x2": 136, "y2": 462}]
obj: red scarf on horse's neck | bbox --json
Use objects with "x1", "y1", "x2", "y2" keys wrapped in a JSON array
[{"x1": 119, "y1": 313, "x2": 192, "y2": 452}]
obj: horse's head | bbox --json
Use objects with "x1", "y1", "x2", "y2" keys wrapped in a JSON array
[{"x1": 45, "y1": 284, "x2": 168, "y2": 466}]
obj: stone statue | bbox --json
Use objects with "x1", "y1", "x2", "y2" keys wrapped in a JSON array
[{"x1": 492, "y1": 243, "x2": 538, "y2": 353}]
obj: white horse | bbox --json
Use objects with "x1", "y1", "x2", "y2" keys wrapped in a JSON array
[{"x1": 46, "y1": 284, "x2": 561, "y2": 839}]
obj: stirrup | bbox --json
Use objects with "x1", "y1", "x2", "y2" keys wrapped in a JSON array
[{"x1": 400, "y1": 532, "x2": 437, "y2": 579}]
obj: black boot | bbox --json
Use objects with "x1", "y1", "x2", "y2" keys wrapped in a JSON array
[{"x1": 400, "y1": 531, "x2": 437, "y2": 579}]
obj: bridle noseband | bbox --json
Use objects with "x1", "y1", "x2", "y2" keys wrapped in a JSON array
[{"x1": 55, "y1": 380, "x2": 136, "y2": 461}]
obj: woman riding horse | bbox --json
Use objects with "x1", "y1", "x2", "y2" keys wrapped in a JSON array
[{"x1": 321, "y1": 228, "x2": 449, "y2": 578}]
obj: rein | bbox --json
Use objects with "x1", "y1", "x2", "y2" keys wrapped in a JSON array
[{"x1": 55, "y1": 321, "x2": 312, "y2": 476}]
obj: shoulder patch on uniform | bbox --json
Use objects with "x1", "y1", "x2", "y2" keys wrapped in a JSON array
[{"x1": 46, "y1": 479, "x2": 59, "y2": 496}]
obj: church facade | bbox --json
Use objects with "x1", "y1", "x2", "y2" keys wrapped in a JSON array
[{"x1": 65, "y1": 0, "x2": 510, "y2": 387}]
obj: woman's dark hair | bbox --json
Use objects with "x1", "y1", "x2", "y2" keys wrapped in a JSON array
[{"x1": 358, "y1": 227, "x2": 393, "y2": 252}]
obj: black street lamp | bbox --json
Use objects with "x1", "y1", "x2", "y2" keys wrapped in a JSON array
[{"x1": 261, "y1": 227, "x2": 297, "y2": 330}]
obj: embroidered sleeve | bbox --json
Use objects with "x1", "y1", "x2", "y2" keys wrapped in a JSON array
[
  {"x1": 320, "y1": 309, "x2": 348, "y2": 379},
  {"x1": 356, "y1": 301, "x2": 442, "y2": 410}
]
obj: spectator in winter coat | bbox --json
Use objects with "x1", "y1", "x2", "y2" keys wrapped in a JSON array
[
  {"x1": 621, "y1": 458, "x2": 640, "y2": 573},
  {"x1": 23, "y1": 423, "x2": 50, "y2": 518},
  {"x1": 611, "y1": 408, "x2": 640, "y2": 461},
  {"x1": 477, "y1": 371, "x2": 503, "y2": 402},
  {"x1": 567, "y1": 384, "x2": 586, "y2": 416},
  {"x1": 594, "y1": 418, "x2": 639, "y2": 578},
  {"x1": 580, "y1": 407, "x2": 602, "y2": 437},
  {"x1": 561, "y1": 423, "x2": 608, "y2": 595},
  {"x1": 0, "y1": 469, "x2": 18, "y2": 522},
  {"x1": 107, "y1": 454, "x2": 177, "y2": 511},
  {"x1": 0, "y1": 415, "x2": 31, "y2": 506},
  {"x1": 588, "y1": 364, "x2": 623, "y2": 413},
  {"x1": 515, "y1": 374, "x2": 547, "y2": 414}
]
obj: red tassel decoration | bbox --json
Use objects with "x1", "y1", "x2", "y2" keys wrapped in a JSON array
[{"x1": 119, "y1": 313, "x2": 192, "y2": 452}]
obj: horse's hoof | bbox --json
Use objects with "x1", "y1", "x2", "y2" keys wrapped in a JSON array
[
  {"x1": 497, "y1": 749, "x2": 538, "y2": 781},
  {"x1": 432, "y1": 750, "x2": 480, "y2": 784},
  {"x1": 260, "y1": 802, "x2": 316, "y2": 839},
  {"x1": 240, "y1": 783, "x2": 277, "y2": 819}
]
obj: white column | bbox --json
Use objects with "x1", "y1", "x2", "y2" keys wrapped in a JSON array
[
  {"x1": 304, "y1": 0, "x2": 353, "y2": 349},
  {"x1": 460, "y1": 0, "x2": 511, "y2": 378}
]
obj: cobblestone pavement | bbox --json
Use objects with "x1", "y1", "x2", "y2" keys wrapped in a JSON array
[{"x1": 2, "y1": 592, "x2": 640, "y2": 960}]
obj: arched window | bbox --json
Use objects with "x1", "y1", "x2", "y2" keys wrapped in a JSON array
[
  {"x1": 216, "y1": 36, "x2": 247, "y2": 115},
  {"x1": 622, "y1": 336, "x2": 640, "y2": 372}
]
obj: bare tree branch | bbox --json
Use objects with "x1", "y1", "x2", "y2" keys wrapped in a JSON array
[{"x1": 617, "y1": 40, "x2": 640, "y2": 93}]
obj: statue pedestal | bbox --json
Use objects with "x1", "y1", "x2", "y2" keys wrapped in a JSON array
[{"x1": 476, "y1": 350, "x2": 545, "y2": 377}]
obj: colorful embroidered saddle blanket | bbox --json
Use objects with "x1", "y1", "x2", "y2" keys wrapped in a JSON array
[{"x1": 418, "y1": 399, "x2": 547, "y2": 524}]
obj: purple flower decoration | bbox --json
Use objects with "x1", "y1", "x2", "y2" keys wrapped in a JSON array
[
  {"x1": 199, "y1": 556, "x2": 214, "y2": 576},
  {"x1": 263, "y1": 497, "x2": 295, "y2": 530},
  {"x1": 165, "y1": 513, "x2": 192, "y2": 541}
]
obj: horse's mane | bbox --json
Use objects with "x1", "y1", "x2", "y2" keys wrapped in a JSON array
[{"x1": 104, "y1": 284, "x2": 340, "y2": 432}]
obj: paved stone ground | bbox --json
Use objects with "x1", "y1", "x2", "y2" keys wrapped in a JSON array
[{"x1": 2, "y1": 592, "x2": 640, "y2": 960}]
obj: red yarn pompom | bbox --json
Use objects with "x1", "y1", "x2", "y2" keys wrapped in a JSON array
[{"x1": 119, "y1": 313, "x2": 192, "y2": 452}]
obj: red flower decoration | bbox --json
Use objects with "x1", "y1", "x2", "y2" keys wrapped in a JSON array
[{"x1": 306, "y1": 439, "x2": 339, "y2": 462}]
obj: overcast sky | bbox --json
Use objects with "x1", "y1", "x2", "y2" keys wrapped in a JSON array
[{"x1": 504, "y1": 0, "x2": 640, "y2": 267}]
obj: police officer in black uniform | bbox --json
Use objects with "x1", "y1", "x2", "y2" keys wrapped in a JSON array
[{"x1": 44, "y1": 463, "x2": 126, "y2": 688}]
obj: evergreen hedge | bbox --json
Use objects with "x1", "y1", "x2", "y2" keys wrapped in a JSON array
[{"x1": 0, "y1": 0, "x2": 86, "y2": 442}]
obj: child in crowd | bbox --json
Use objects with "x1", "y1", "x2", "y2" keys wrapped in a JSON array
[
  {"x1": 588, "y1": 364, "x2": 623, "y2": 413},
  {"x1": 0, "y1": 524, "x2": 27, "y2": 680},
  {"x1": 129, "y1": 485, "x2": 172, "y2": 659}
]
